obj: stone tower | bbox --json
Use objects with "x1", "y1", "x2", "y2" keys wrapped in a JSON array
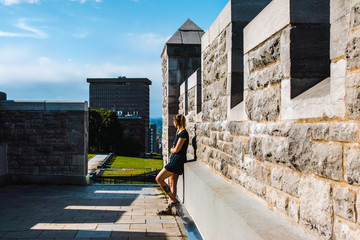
[{"x1": 161, "y1": 19, "x2": 204, "y2": 163}]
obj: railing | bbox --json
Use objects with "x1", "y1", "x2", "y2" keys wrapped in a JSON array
[{"x1": 97, "y1": 153, "x2": 114, "y2": 168}]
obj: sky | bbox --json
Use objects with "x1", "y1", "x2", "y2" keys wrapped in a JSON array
[{"x1": 0, "y1": 0, "x2": 229, "y2": 118}]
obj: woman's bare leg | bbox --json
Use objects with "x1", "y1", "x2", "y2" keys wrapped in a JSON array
[
  {"x1": 155, "y1": 168, "x2": 178, "y2": 202},
  {"x1": 168, "y1": 174, "x2": 179, "y2": 204}
]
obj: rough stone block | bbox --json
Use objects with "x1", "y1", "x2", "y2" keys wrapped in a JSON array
[
  {"x1": 248, "y1": 63, "x2": 283, "y2": 90},
  {"x1": 346, "y1": 36, "x2": 360, "y2": 70},
  {"x1": 270, "y1": 167, "x2": 282, "y2": 189},
  {"x1": 329, "y1": 122, "x2": 358, "y2": 142},
  {"x1": 311, "y1": 143, "x2": 343, "y2": 180},
  {"x1": 344, "y1": 147, "x2": 360, "y2": 185},
  {"x1": 254, "y1": 163, "x2": 271, "y2": 186},
  {"x1": 346, "y1": 73, "x2": 360, "y2": 87},
  {"x1": 333, "y1": 219, "x2": 360, "y2": 240},
  {"x1": 333, "y1": 185, "x2": 356, "y2": 222},
  {"x1": 261, "y1": 137, "x2": 289, "y2": 167},
  {"x1": 288, "y1": 124, "x2": 312, "y2": 172},
  {"x1": 351, "y1": 3, "x2": 360, "y2": 31},
  {"x1": 249, "y1": 136, "x2": 263, "y2": 160},
  {"x1": 232, "y1": 137, "x2": 244, "y2": 168},
  {"x1": 245, "y1": 85, "x2": 281, "y2": 121},
  {"x1": 247, "y1": 178, "x2": 266, "y2": 199},
  {"x1": 311, "y1": 123, "x2": 329, "y2": 140},
  {"x1": 249, "y1": 35, "x2": 280, "y2": 71},
  {"x1": 72, "y1": 155, "x2": 85, "y2": 166},
  {"x1": 357, "y1": 192, "x2": 360, "y2": 224},
  {"x1": 229, "y1": 122, "x2": 250, "y2": 136},
  {"x1": 282, "y1": 171, "x2": 300, "y2": 197},
  {"x1": 299, "y1": 176, "x2": 333, "y2": 240},
  {"x1": 346, "y1": 87, "x2": 360, "y2": 119},
  {"x1": 267, "y1": 123, "x2": 292, "y2": 137},
  {"x1": 288, "y1": 198, "x2": 299, "y2": 223},
  {"x1": 268, "y1": 189, "x2": 288, "y2": 216}
]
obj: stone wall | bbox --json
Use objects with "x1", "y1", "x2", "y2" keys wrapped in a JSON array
[
  {"x1": 0, "y1": 101, "x2": 88, "y2": 185},
  {"x1": 173, "y1": 0, "x2": 360, "y2": 239}
]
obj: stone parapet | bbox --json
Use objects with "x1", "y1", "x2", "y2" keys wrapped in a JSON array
[
  {"x1": 0, "y1": 101, "x2": 88, "y2": 185},
  {"x1": 0, "y1": 100, "x2": 88, "y2": 111}
]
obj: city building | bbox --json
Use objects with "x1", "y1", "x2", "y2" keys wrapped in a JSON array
[
  {"x1": 87, "y1": 77, "x2": 152, "y2": 152},
  {"x1": 149, "y1": 124, "x2": 159, "y2": 153}
]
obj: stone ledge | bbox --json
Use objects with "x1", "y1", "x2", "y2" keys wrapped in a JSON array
[
  {"x1": 0, "y1": 100, "x2": 88, "y2": 111},
  {"x1": 10, "y1": 174, "x2": 87, "y2": 185},
  {"x1": 181, "y1": 161, "x2": 314, "y2": 240},
  {"x1": 244, "y1": 0, "x2": 329, "y2": 53}
]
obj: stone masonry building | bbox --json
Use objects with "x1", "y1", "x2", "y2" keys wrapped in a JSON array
[{"x1": 163, "y1": 0, "x2": 360, "y2": 239}]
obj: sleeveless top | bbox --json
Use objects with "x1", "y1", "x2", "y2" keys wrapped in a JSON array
[{"x1": 172, "y1": 129, "x2": 189, "y2": 161}]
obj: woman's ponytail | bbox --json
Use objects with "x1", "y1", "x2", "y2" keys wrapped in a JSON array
[{"x1": 174, "y1": 114, "x2": 186, "y2": 129}]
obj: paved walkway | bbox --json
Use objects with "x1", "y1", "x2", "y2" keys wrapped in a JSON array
[
  {"x1": 88, "y1": 155, "x2": 108, "y2": 174},
  {"x1": 0, "y1": 184, "x2": 188, "y2": 239}
]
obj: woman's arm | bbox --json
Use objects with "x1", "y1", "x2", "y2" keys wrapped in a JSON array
[{"x1": 171, "y1": 138, "x2": 187, "y2": 153}]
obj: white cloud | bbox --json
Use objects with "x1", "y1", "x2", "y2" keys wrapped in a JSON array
[
  {"x1": 72, "y1": 31, "x2": 89, "y2": 39},
  {"x1": 0, "y1": 19, "x2": 47, "y2": 39},
  {"x1": 125, "y1": 32, "x2": 170, "y2": 52},
  {"x1": 70, "y1": 0, "x2": 103, "y2": 4},
  {"x1": 0, "y1": 0, "x2": 38, "y2": 5},
  {"x1": 0, "y1": 49, "x2": 161, "y2": 86}
]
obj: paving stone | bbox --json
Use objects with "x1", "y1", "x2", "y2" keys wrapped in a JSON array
[
  {"x1": 76, "y1": 230, "x2": 111, "y2": 238},
  {"x1": 96, "y1": 224, "x2": 130, "y2": 231},
  {"x1": 39, "y1": 230, "x2": 77, "y2": 238},
  {"x1": 163, "y1": 223, "x2": 179, "y2": 229},
  {"x1": 147, "y1": 219, "x2": 176, "y2": 224},
  {"x1": 130, "y1": 223, "x2": 163, "y2": 230},
  {"x1": 2, "y1": 230, "x2": 43, "y2": 238},
  {"x1": 130, "y1": 237, "x2": 165, "y2": 240},
  {"x1": 110, "y1": 229, "x2": 147, "y2": 238},
  {"x1": 147, "y1": 228, "x2": 182, "y2": 237}
]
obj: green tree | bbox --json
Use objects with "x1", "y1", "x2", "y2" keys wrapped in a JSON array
[{"x1": 89, "y1": 108, "x2": 143, "y2": 156}]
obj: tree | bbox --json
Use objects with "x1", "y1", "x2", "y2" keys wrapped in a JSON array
[{"x1": 89, "y1": 108, "x2": 143, "y2": 156}]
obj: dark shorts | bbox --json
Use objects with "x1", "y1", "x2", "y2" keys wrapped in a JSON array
[{"x1": 165, "y1": 154, "x2": 185, "y2": 175}]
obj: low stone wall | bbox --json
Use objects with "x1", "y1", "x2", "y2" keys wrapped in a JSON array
[
  {"x1": 182, "y1": 161, "x2": 313, "y2": 240},
  {"x1": 0, "y1": 101, "x2": 88, "y2": 185},
  {"x1": 173, "y1": 0, "x2": 360, "y2": 239}
]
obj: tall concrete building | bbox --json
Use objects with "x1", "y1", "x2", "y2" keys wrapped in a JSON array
[{"x1": 87, "y1": 77, "x2": 152, "y2": 152}]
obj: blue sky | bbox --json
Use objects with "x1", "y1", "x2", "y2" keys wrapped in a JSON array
[{"x1": 0, "y1": 0, "x2": 228, "y2": 118}]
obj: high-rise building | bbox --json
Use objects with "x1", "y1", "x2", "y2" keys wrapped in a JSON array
[
  {"x1": 149, "y1": 124, "x2": 159, "y2": 153},
  {"x1": 87, "y1": 77, "x2": 152, "y2": 152}
]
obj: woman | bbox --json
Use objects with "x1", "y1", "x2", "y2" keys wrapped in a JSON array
[{"x1": 156, "y1": 114, "x2": 189, "y2": 215}]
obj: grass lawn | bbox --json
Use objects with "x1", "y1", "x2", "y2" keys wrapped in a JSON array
[
  {"x1": 102, "y1": 169, "x2": 151, "y2": 177},
  {"x1": 106, "y1": 156, "x2": 163, "y2": 170}
]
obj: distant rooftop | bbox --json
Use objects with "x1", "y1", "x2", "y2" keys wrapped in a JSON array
[
  {"x1": 87, "y1": 78, "x2": 152, "y2": 85},
  {"x1": 166, "y1": 18, "x2": 204, "y2": 45}
]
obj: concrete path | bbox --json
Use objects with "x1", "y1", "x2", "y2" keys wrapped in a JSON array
[
  {"x1": 88, "y1": 154, "x2": 108, "y2": 174},
  {"x1": 0, "y1": 184, "x2": 188, "y2": 239}
]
